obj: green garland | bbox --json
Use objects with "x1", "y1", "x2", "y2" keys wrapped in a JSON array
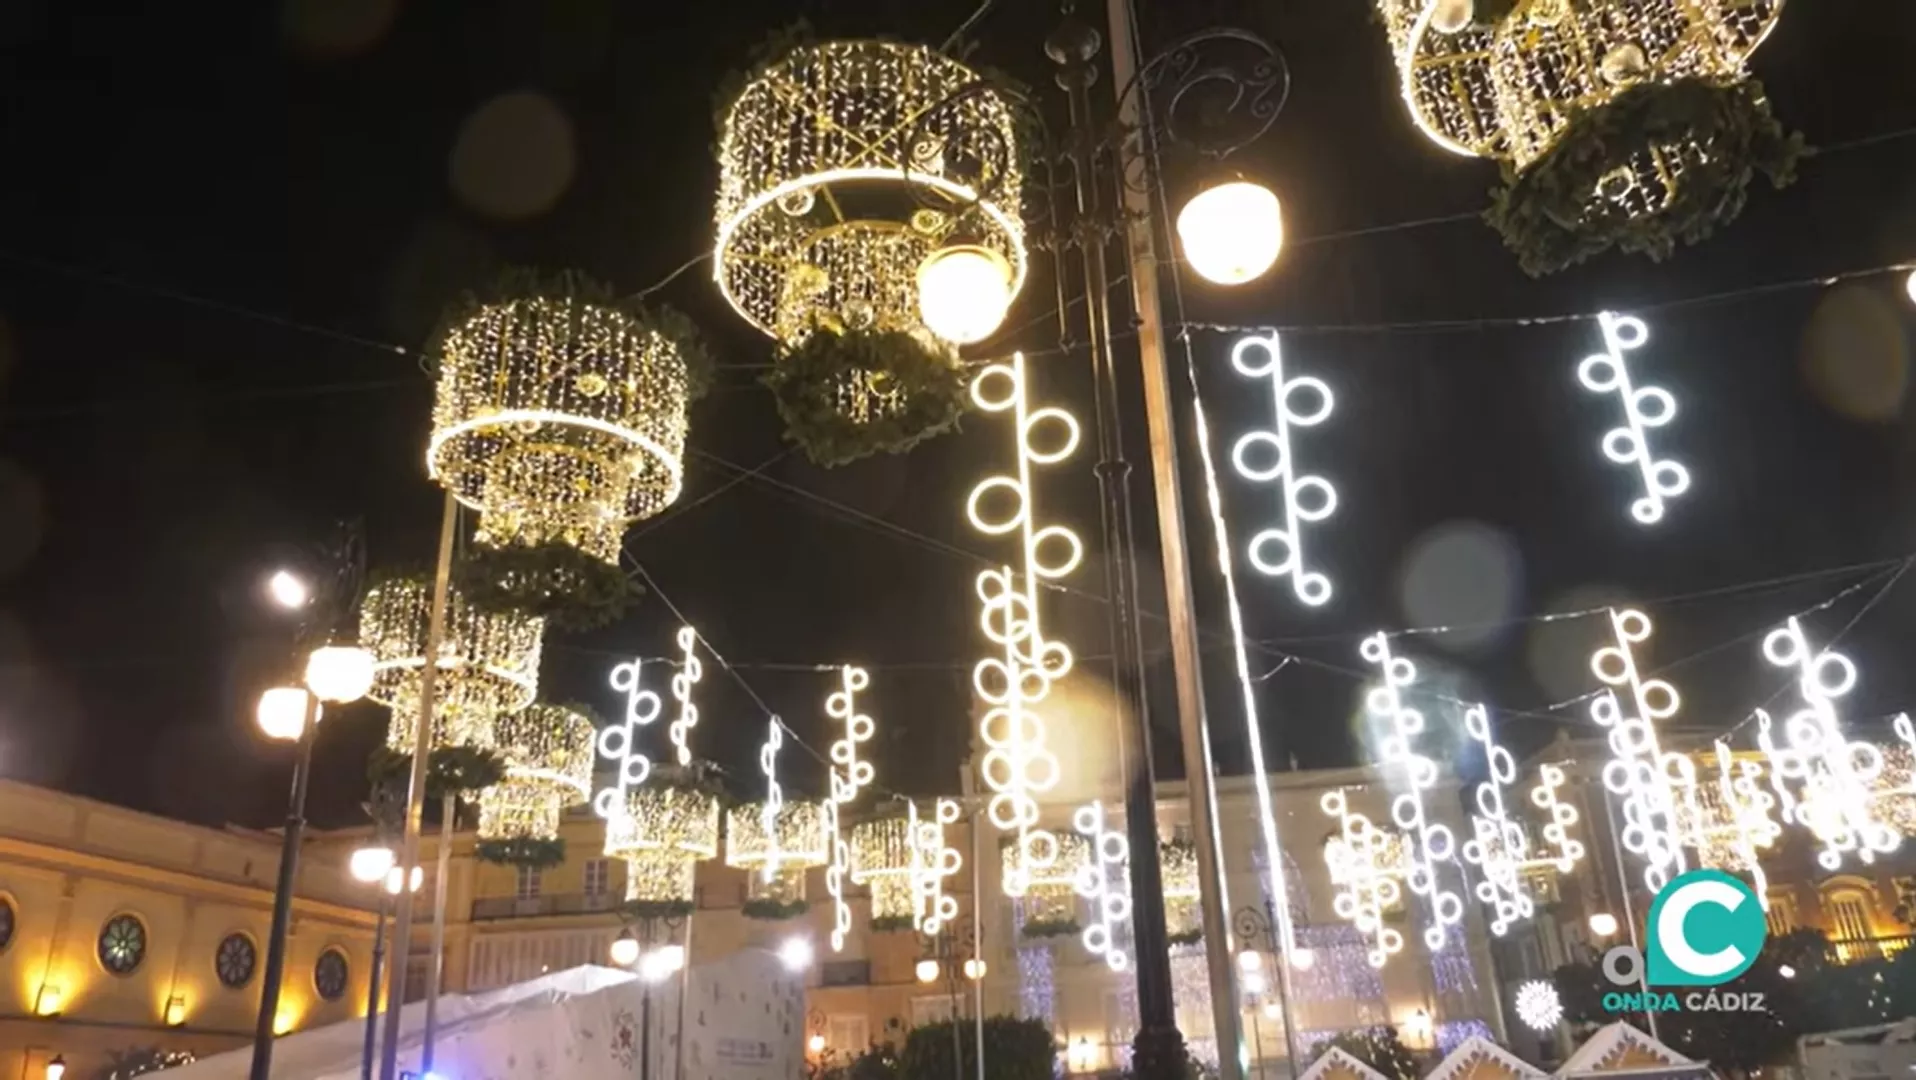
[
  {"x1": 871, "y1": 913, "x2": 918, "y2": 933},
  {"x1": 620, "y1": 898, "x2": 695, "y2": 921},
  {"x1": 475, "y1": 836, "x2": 568, "y2": 871},
  {"x1": 742, "y1": 897, "x2": 811, "y2": 921},
  {"x1": 454, "y1": 542, "x2": 641, "y2": 632},
  {"x1": 763, "y1": 328, "x2": 969, "y2": 467},
  {"x1": 1020, "y1": 917, "x2": 1082, "y2": 941},
  {"x1": 1486, "y1": 77, "x2": 1805, "y2": 276},
  {"x1": 366, "y1": 743, "x2": 508, "y2": 801},
  {"x1": 1167, "y1": 928, "x2": 1204, "y2": 948},
  {"x1": 711, "y1": 20, "x2": 819, "y2": 156}
]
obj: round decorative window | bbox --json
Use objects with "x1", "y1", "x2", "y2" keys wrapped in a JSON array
[
  {"x1": 0, "y1": 897, "x2": 14, "y2": 952},
  {"x1": 216, "y1": 932, "x2": 257, "y2": 989},
  {"x1": 314, "y1": 948, "x2": 349, "y2": 1001},
  {"x1": 98, "y1": 914, "x2": 146, "y2": 975}
]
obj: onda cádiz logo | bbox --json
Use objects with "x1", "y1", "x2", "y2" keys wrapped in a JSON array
[{"x1": 1599, "y1": 869, "x2": 1771, "y2": 1014}]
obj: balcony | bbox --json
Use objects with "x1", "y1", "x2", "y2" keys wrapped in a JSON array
[
  {"x1": 1828, "y1": 933, "x2": 1914, "y2": 964},
  {"x1": 471, "y1": 891, "x2": 620, "y2": 921}
]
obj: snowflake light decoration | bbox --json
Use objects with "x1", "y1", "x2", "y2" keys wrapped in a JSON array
[
  {"x1": 1229, "y1": 331, "x2": 1338, "y2": 606},
  {"x1": 1459, "y1": 704, "x2": 1534, "y2": 937},
  {"x1": 824, "y1": 664, "x2": 876, "y2": 951},
  {"x1": 1577, "y1": 313, "x2": 1689, "y2": 525},
  {"x1": 1320, "y1": 788, "x2": 1405, "y2": 968},
  {"x1": 1516, "y1": 980, "x2": 1563, "y2": 1032},
  {"x1": 1590, "y1": 608, "x2": 1697, "y2": 894},
  {"x1": 1360, "y1": 633, "x2": 1464, "y2": 950},
  {"x1": 1072, "y1": 801, "x2": 1132, "y2": 972}
]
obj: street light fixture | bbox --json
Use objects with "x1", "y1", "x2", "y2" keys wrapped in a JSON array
[
  {"x1": 610, "y1": 932, "x2": 642, "y2": 968},
  {"x1": 1176, "y1": 180, "x2": 1284, "y2": 287},
  {"x1": 267, "y1": 569, "x2": 310, "y2": 610},
  {"x1": 383, "y1": 866, "x2": 424, "y2": 895},
  {"x1": 256, "y1": 687, "x2": 312, "y2": 742},
  {"x1": 1589, "y1": 912, "x2": 1620, "y2": 937},
  {"x1": 915, "y1": 959, "x2": 940, "y2": 984},
  {"x1": 778, "y1": 937, "x2": 814, "y2": 973},
  {"x1": 916, "y1": 245, "x2": 1015, "y2": 344},
  {"x1": 350, "y1": 845, "x2": 397, "y2": 884},
  {"x1": 45, "y1": 1057, "x2": 65, "y2": 1080},
  {"x1": 963, "y1": 958, "x2": 987, "y2": 981},
  {"x1": 306, "y1": 645, "x2": 376, "y2": 704}
]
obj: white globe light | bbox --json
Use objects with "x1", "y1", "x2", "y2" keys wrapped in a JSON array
[
  {"x1": 917, "y1": 245, "x2": 1013, "y2": 345},
  {"x1": 1236, "y1": 950, "x2": 1264, "y2": 974},
  {"x1": 1290, "y1": 948, "x2": 1315, "y2": 971},
  {"x1": 1428, "y1": 0, "x2": 1474, "y2": 34},
  {"x1": 1588, "y1": 912, "x2": 1620, "y2": 937},
  {"x1": 267, "y1": 570, "x2": 310, "y2": 609},
  {"x1": 1241, "y1": 970, "x2": 1268, "y2": 995},
  {"x1": 779, "y1": 937, "x2": 814, "y2": 973},
  {"x1": 963, "y1": 958, "x2": 987, "y2": 981},
  {"x1": 305, "y1": 645, "x2": 375, "y2": 704},
  {"x1": 256, "y1": 687, "x2": 311, "y2": 741},
  {"x1": 1516, "y1": 980, "x2": 1564, "y2": 1031},
  {"x1": 1176, "y1": 181, "x2": 1283, "y2": 286},
  {"x1": 1904, "y1": 268, "x2": 1916, "y2": 306},
  {"x1": 383, "y1": 866, "x2": 424, "y2": 895},
  {"x1": 808, "y1": 1034, "x2": 827, "y2": 1054},
  {"x1": 657, "y1": 944, "x2": 686, "y2": 973},
  {"x1": 349, "y1": 845, "x2": 396, "y2": 883},
  {"x1": 914, "y1": 959, "x2": 940, "y2": 984},
  {"x1": 609, "y1": 935, "x2": 642, "y2": 967}
]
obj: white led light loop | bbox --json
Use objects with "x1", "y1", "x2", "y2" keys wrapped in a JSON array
[
  {"x1": 595, "y1": 658, "x2": 662, "y2": 821},
  {"x1": 1458, "y1": 704, "x2": 1534, "y2": 937},
  {"x1": 909, "y1": 799, "x2": 965, "y2": 936},
  {"x1": 1578, "y1": 313, "x2": 1690, "y2": 525},
  {"x1": 1709, "y1": 740, "x2": 1779, "y2": 900},
  {"x1": 1360, "y1": 633, "x2": 1464, "y2": 952},
  {"x1": 1528, "y1": 764, "x2": 1586, "y2": 873},
  {"x1": 1230, "y1": 332, "x2": 1338, "y2": 607},
  {"x1": 824, "y1": 664, "x2": 876, "y2": 951},
  {"x1": 1072, "y1": 801, "x2": 1132, "y2": 972},
  {"x1": 668, "y1": 626, "x2": 703, "y2": 767},
  {"x1": 1589, "y1": 609, "x2": 1691, "y2": 894},
  {"x1": 760, "y1": 719, "x2": 786, "y2": 882},
  {"x1": 1756, "y1": 617, "x2": 1899, "y2": 871},
  {"x1": 968, "y1": 354, "x2": 1079, "y2": 895},
  {"x1": 1320, "y1": 788, "x2": 1405, "y2": 968}
]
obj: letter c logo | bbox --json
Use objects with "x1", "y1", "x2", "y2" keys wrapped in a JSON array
[{"x1": 1645, "y1": 869, "x2": 1767, "y2": 987}]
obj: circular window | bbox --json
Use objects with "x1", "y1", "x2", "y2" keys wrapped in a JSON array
[
  {"x1": 0, "y1": 897, "x2": 14, "y2": 952},
  {"x1": 215, "y1": 932, "x2": 257, "y2": 989},
  {"x1": 314, "y1": 948, "x2": 349, "y2": 1001},
  {"x1": 98, "y1": 914, "x2": 146, "y2": 975}
]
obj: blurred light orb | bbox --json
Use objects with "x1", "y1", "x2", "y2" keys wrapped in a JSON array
[
  {"x1": 384, "y1": 865, "x2": 424, "y2": 895},
  {"x1": 1588, "y1": 912, "x2": 1619, "y2": 937},
  {"x1": 1525, "y1": 584, "x2": 1637, "y2": 703},
  {"x1": 779, "y1": 937, "x2": 814, "y2": 973},
  {"x1": 306, "y1": 645, "x2": 375, "y2": 703},
  {"x1": 256, "y1": 687, "x2": 310, "y2": 741},
  {"x1": 267, "y1": 570, "x2": 310, "y2": 610},
  {"x1": 1428, "y1": 0, "x2": 1474, "y2": 33},
  {"x1": 282, "y1": 0, "x2": 398, "y2": 57},
  {"x1": 1177, "y1": 181, "x2": 1283, "y2": 286},
  {"x1": 1801, "y1": 285, "x2": 1907, "y2": 423},
  {"x1": 1398, "y1": 521, "x2": 1522, "y2": 652},
  {"x1": 963, "y1": 958, "x2": 987, "y2": 980},
  {"x1": 915, "y1": 959, "x2": 940, "y2": 984},
  {"x1": 609, "y1": 934, "x2": 642, "y2": 967},
  {"x1": 349, "y1": 845, "x2": 396, "y2": 883},
  {"x1": 917, "y1": 245, "x2": 1013, "y2": 345},
  {"x1": 1291, "y1": 948, "x2": 1315, "y2": 971},
  {"x1": 1906, "y1": 269, "x2": 1916, "y2": 306},
  {"x1": 449, "y1": 92, "x2": 577, "y2": 221}
]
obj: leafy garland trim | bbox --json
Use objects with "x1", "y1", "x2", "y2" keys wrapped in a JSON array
[
  {"x1": 475, "y1": 837, "x2": 568, "y2": 871},
  {"x1": 454, "y1": 543, "x2": 642, "y2": 633},
  {"x1": 870, "y1": 914, "x2": 918, "y2": 933},
  {"x1": 367, "y1": 744, "x2": 508, "y2": 801},
  {"x1": 742, "y1": 897, "x2": 811, "y2": 921},
  {"x1": 620, "y1": 898, "x2": 695, "y2": 921},
  {"x1": 1167, "y1": 928, "x2": 1205, "y2": 948},
  {"x1": 1020, "y1": 917, "x2": 1082, "y2": 941},
  {"x1": 762, "y1": 327, "x2": 969, "y2": 468}
]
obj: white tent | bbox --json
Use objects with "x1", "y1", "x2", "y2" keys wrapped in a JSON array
[
  {"x1": 1297, "y1": 1047, "x2": 1391, "y2": 1080},
  {"x1": 1423, "y1": 1036, "x2": 1547, "y2": 1080},
  {"x1": 1555, "y1": 1021, "x2": 1709, "y2": 1080}
]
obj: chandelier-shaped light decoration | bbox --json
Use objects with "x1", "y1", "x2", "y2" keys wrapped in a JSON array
[
  {"x1": 824, "y1": 665, "x2": 876, "y2": 951},
  {"x1": 1360, "y1": 633, "x2": 1464, "y2": 951},
  {"x1": 968, "y1": 354, "x2": 1077, "y2": 897},
  {"x1": 1577, "y1": 313, "x2": 1689, "y2": 526},
  {"x1": 1008, "y1": 832, "x2": 1093, "y2": 931},
  {"x1": 1371, "y1": 0, "x2": 1794, "y2": 275},
  {"x1": 1755, "y1": 616, "x2": 1900, "y2": 870},
  {"x1": 668, "y1": 627, "x2": 703, "y2": 767},
  {"x1": 1072, "y1": 801, "x2": 1132, "y2": 972},
  {"x1": 1320, "y1": 789, "x2": 1406, "y2": 968},
  {"x1": 1527, "y1": 764, "x2": 1587, "y2": 873},
  {"x1": 1459, "y1": 705, "x2": 1534, "y2": 937},
  {"x1": 852, "y1": 815, "x2": 918, "y2": 924},
  {"x1": 476, "y1": 704, "x2": 596, "y2": 845},
  {"x1": 910, "y1": 800, "x2": 964, "y2": 935},
  {"x1": 726, "y1": 798, "x2": 828, "y2": 903},
  {"x1": 593, "y1": 656, "x2": 662, "y2": 821},
  {"x1": 605, "y1": 782, "x2": 722, "y2": 904},
  {"x1": 1230, "y1": 332, "x2": 1338, "y2": 607},
  {"x1": 1590, "y1": 608, "x2": 1696, "y2": 894},
  {"x1": 359, "y1": 575, "x2": 545, "y2": 750}
]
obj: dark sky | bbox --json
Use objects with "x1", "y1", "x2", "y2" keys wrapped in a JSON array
[{"x1": 1, "y1": 0, "x2": 1915, "y2": 831}]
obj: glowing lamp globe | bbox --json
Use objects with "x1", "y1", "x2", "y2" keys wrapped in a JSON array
[
  {"x1": 1588, "y1": 912, "x2": 1620, "y2": 937},
  {"x1": 808, "y1": 1035, "x2": 827, "y2": 1054},
  {"x1": 657, "y1": 944, "x2": 686, "y2": 973},
  {"x1": 384, "y1": 866, "x2": 423, "y2": 895},
  {"x1": 914, "y1": 959, "x2": 940, "y2": 984},
  {"x1": 963, "y1": 958, "x2": 987, "y2": 980},
  {"x1": 305, "y1": 645, "x2": 375, "y2": 704},
  {"x1": 917, "y1": 245, "x2": 1013, "y2": 345},
  {"x1": 349, "y1": 845, "x2": 396, "y2": 884},
  {"x1": 1428, "y1": 0, "x2": 1473, "y2": 34},
  {"x1": 1236, "y1": 950, "x2": 1263, "y2": 973},
  {"x1": 1176, "y1": 181, "x2": 1283, "y2": 286},
  {"x1": 1291, "y1": 948, "x2": 1315, "y2": 971},
  {"x1": 256, "y1": 687, "x2": 311, "y2": 741},
  {"x1": 1905, "y1": 269, "x2": 1916, "y2": 306},
  {"x1": 779, "y1": 937, "x2": 814, "y2": 973},
  {"x1": 609, "y1": 934, "x2": 642, "y2": 967}
]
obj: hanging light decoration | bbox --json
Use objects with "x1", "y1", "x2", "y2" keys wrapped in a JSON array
[
  {"x1": 1372, "y1": 0, "x2": 1797, "y2": 274},
  {"x1": 1360, "y1": 633, "x2": 1464, "y2": 951},
  {"x1": 968, "y1": 353, "x2": 1078, "y2": 897},
  {"x1": 667, "y1": 627, "x2": 703, "y2": 767},
  {"x1": 1756, "y1": 616, "x2": 1900, "y2": 870},
  {"x1": 1230, "y1": 332, "x2": 1338, "y2": 607},
  {"x1": 476, "y1": 704, "x2": 596, "y2": 846},
  {"x1": 726, "y1": 798, "x2": 828, "y2": 903},
  {"x1": 824, "y1": 665, "x2": 876, "y2": 952},
  {"x1": 359, "y1": 575, "x2": 545, "y2": 750},
  {"x1": 1527, "y1": 764, "x2": 1587, "y2": 873},
  {"x1": 1008, "y1": 832, "x2": 1093, "y2": 932},
  {"x1": 910, "y1": 800, "x2": 964, "y2": 935},
  {"x1": 1577, "y1": 313, "x2": 1689, "y2": 526},
  {"x1": 1459, "y1": 704, "x2": 1534, "y2": 937},
  {"x1": 1589, "y1": 608, "x2": 1696, "y2": 894},
  {"x1": 1683, "y1": 742, "x2": 1780, "y2": 895},
  {"x1": 1320, "y1": 789, "x2": 1405, "y2": 969},
  {"x1": 1073, "y1": 801, "x2": 1132, "y2": 972},
  {"x1": 852, "y1": 815, "x2": 919, "y2": 924},
  {"x1": 1876, "y1": 715, "x2": 1916, "y2": 834},
  {"x1": 605, "y1": 782, "x2": 722, "y2": 905},
  {"x1": 593, "y1": 657, "x2": 662, "y2": 822}
]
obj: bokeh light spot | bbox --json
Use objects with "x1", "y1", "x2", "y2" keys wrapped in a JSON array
[
  {"x1": 1524, "y1": 584, "x2": 1639, "y2": 705},
  {"x1": 1397, "y1": 521, "x2": 1523, "y2": 652},
  {"x1": 0, "y1": 458, "x2": 47, "y2": 579},
  {"x1": 1801, "y1": 285, "x2": 1909, "y2": 423},
  {"x1": 282, "y1": 0, "x2": 398, "y2": 58},
  {"x1": 448, "y1": 92, "x2": 578, "y2": 222}
]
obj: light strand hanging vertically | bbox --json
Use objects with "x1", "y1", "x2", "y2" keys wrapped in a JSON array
[
  {"x1": 1230, "y1": 331, "x2": 1338, "y2": 606},
  {"x1": 1590, "y1": 608, "x2": 1694, "y2": 893},
  {"x1": 668, "y1": 627, "x2": 703, "y2": 767},
  {"x1": 1459, "y1": 704, "x2": 1534, "y2": 937},
  {"x1": 1072, "y1": 800, "x2": 1132, "y2": 972},
  {"x1": 1706, "y1": 741, "x2": 1780, "y2": 899},
  {"x1": 1320, "y1": 788, "x2": 1405, "y2": 968},
  {"x1": 824, "y1": 665, "x2": 875, "y2": 951},
  {"x1": 760, "y1": 719, "x2": 786, "y2": 882},
  {"x1": 594, "y1": 657, "x2": 661, "y2": 820},
  {"x1": 1578, "y1": 313, "x2": 1690, "y2": 525},
  {"x1": 1527, "y1": 764, "x2": 1587, "y2": 873},
  {"x1": 1360, "y1": 633, "x2": 1464, "y2": 950},
  {"x1": 911, "y1": 800, "x2": 964, "y2": 936}
]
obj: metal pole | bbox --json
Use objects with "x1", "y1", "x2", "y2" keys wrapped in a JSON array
[
  {"x1": 968, "y1": 793, "x2": 984, "y2": 1080},
  {"x1": 1600, "y1": 787, "x2": 1657, "y2": 1039},
  {"x1": 1262, "y1": 899, "x2": 1301, "y2": 1076},
  {"x1": 641, "y1": 984, "x2": 654, "y2": 1080},
  {"x1": 1098, "y1": 0, "x2": 1247, "y2": 1072},
  {"x1": 250, "y1": 689, "x2": 319, "y2": 1080},
  {"x1": 378, "y1": 490, "x2": 458, "y2": 1080},
  {"x1": 421, "y1": 790, "x2": 456, "y2": 1070},
  {"x1": 675, "y1": 914, "x2": 694, "y2": 1080},
  {"x1": 362, "y1": 893, "x2": 389, "y2": 1080},
  {"x1": 1044, "y1": 17, "x2": 1187, "y2": 1080}
]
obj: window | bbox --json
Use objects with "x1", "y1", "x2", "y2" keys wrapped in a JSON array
[
  {"x1": 0, "y1": 896, "x2": 13, "y2": 953},
  {"x1": 314, "y1": 948, "x2": 350, "y2": 1001},
  {"x1": 1827, "y1": 891, "x2": 1875, "y2": 961},
  {"x1": 516, "y1": 866, "x2": 542, "y2": 900},
  {"x1": 827, "y1": 1014, "x2": 869, "y2": 1053},
  {"x1": 910, "y1": 994, "x2": 958, "y2": 1026},
  {"x1": 584, "y1": 858, "x2": 611, "y2": 897},
  {"x1": 216, "y1": 933, "x2": 257, "y2": 988},
  {"x1": 98, "y1": 914, "x2": 146, "y2": 975},
  {"x1": 1766, "y1": 893, "x2": 1797, "y2": 937}
]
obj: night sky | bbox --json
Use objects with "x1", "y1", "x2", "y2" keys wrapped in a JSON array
[{"x1": 2, "y1": 0, "x2": 1915, "y2": 832}]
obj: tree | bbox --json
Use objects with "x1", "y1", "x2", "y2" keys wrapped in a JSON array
[
  {"x1": 1306, "y1": 1028, "x2": 1420, "y2": 1080},
  {"x1": 901, "y1": 1016, "x2": 1054, "y2": 1080}
]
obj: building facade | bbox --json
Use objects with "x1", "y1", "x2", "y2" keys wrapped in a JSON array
[{"x1": 0, "y1": 780, "x2": 381, "y2": 1080}]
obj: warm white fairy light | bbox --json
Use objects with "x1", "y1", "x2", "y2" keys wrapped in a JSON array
[
  {"x1": 911, "y1": 799, "x2": 964, "y2": 936},
  {"x1": 1320, "y1": 788, "x2": 1405, "y2": 968},
  {"x1": 1072, "y1": 801, "x2": 1132, "y2": 972},
  {"x1": 1704, "y1": 741, "x2": 1780, "y2": 896},
  {"x1": 760, "y1": 719, "x2": 786, "y2": 882},
  {"x1": 594, "y1": 657, "x2": 661, "y2": 822},
  {"x1": 1360, "y1": 633, "x2": 1464, "y2": 951},
  {"x1": 1756, "y1": 616, "x2": 1899, "y2": 870},
  {"x1": 824, "y1": 664, "x2": 875, "y2": 951},
  {"x1": 1578, "y1": 313, "x2": 1690, "y2": 526},
  {"x1": 668, "y1": 626, "x2": 702, "y2": 767},
  {"x1": 1230, "y1": 332, "x2": 1338, "y2": 606},
  {"x1": 1459, "y1": 704, "x2": 1534, "y2": 937},
  {"x1": 1516, "y1": 980, "x2": 1563, "y2": 1032},
  {"x1": 1527, "y1": 764, "x2": 1587, "y2": 873},
  {"x1": 1590, "y1": 608, "x2": 1692, "y2": 894},
  {"x1": 968, "y1": 353, "x2": 1077, "y2": 896}
]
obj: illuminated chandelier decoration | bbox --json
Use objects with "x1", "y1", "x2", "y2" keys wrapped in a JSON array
[
  {"x1": 1878, "y1": 715, "x2": 1916, "y2": 835},
  {"x1": 359, "y1": 574, "x2": 544, "y2": 751},
  {"x1": 475, "y1": 704, "x2": 596, "y2": 860},
  {"x1": 852, "y1": 815, "x2": 919, "y2": 925},
  {"x1": 1589, "y1": 608, "x2": 1697, "y2": 893},
  {"x1": 425, "y1": 275, "x2": 701, "y2": 626},
  {"x1": 1008, "y1": 831, "x2": 1093, "y2": 935},
  {"x1": 1072, "y1": 801, "x2": 1132, "y2": 972},
  {"x1": 824, "y1": 665, "x2": 876, "y2": 952},
  {"x1": 1372, "y1": 0, "x2": 1798, "y2": 275},
  {"x1": 968, "y1": 353, "x2": 1077, "y2": 898},
  {"x1": 604, "y1": 780, "x2": 723, "y2": 906},
  {"x1": 1230, "y1": 332, "x2": 1338, "y2": 607},
  {"x1": 1577, "y1": 313, "x2": 1689, "y2": 526},
  {"x1": 1754, "y1": 616, "x2": 1900, "y2": 870},
  {"x1": 1459, "y1": 705, "x2": 1535, "y2": 937},
  {"x1": 1320, "y1": 789, "x2": 1406, "y2": 968},
  {"x1": 713, "y1": 38, "x2": 1028, "y2": 464},
  {"x1": 726, "y1": 797, "x2": 828, "y2": 906},
  {"x1": 1360, "y1": 633, "x2": 1464, "y2": 951},
  {"x1": 910, "y1": 800, "x2": 964, "y2": 936}
]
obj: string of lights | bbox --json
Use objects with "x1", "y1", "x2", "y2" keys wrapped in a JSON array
[
  {"x1": 668, "y1": 625, "x2": 703, "y2": 767},
  {"x1": 824, "y1": 664, "x2": 876, "y2": 952},
  {"x1": 1589, "y1": 608, "x2": 1693, "y2": 894},
  {"x1": 1577, "y1": 313, "x2": 1689, "y2": 526},
  {"x1": 1359, "y1": 633, "x2": 1465, "y2": 951},
  {"x1": 1458, "y1": 704, "x2": 1534, "y2": 937},
  {"x1": 1072, "y1": 800, "x2": 1133, "y2": 973}
]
